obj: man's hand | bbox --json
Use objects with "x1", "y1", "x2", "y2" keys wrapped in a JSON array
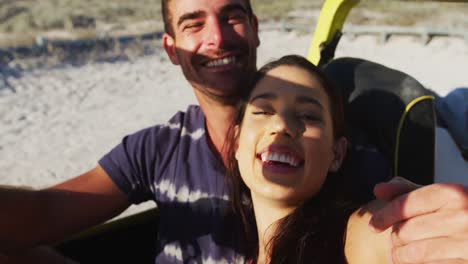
[
  {"x1": 0, "y1": 165, "x2": 130, "y2": 253},
  {"x1": 370, "y1": 177, "x2": 468, "y2": 264},
  {"x1": 0, "y1": 246, "x2": 78, "y2": 264}
]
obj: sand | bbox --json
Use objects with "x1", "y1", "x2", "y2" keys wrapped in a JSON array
[{"x1": 1, "y1": 27, "x2": 467, "y2": 217}]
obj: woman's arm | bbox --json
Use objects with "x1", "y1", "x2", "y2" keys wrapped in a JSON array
[{"x1": 345, "y1": 200, "x2": 392, "y2": 264}]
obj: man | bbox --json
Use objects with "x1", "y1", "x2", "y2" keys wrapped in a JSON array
[
  {"x1": 2, "y1": 0, "x2": 258, "y2": 262},
  {"x1": 1, "y1": 0, "x2": 467, "y2": 263}
]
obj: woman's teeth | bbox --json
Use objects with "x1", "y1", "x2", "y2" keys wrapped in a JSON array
[{"x1": 260, "y1": 152, "x2": 300, "y2": 167}]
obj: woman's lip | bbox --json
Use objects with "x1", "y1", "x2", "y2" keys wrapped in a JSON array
[
  {"x1": 255, "y1": 157, "x2": 303, "y2": 174},
  {"x1": 255, "y1": 144, "x2": 304, "y2": 174},
  {"x1": 256, "y1": 144, "x2": 303, "y2": 160}
]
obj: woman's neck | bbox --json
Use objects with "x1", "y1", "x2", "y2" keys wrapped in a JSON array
[{"x1": 251, "y1": 193, "x2": 297, "y2": 264}]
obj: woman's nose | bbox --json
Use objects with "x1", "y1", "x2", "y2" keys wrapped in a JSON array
[{"x1": 269, "y1": 113, "x2": 301, "y2": 138}]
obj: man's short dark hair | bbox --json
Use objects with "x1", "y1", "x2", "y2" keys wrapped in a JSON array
[{"x1": 162, "y1": 0, "x2": 254, "y2": 37}]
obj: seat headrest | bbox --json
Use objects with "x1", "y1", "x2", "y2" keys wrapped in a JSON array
[{"x1": 323, "y1": 57, "x2": 436, "y2": 186}]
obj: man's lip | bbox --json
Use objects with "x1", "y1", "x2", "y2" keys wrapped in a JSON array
[
  {"x1": 199, "y1": 57, "x2": 242, "y2": 73},
  {"x1": 199, "y1": 53, "x2": 241, "y2": 65}
]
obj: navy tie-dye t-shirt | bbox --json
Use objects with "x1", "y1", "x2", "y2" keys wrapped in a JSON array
[{"x1": 99, "y1": 105, "x2": 245, "y2": 263}]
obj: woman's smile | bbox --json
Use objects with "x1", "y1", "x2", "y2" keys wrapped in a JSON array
[
  {"x1": 256, "y1": 144, "x2": 304, "y2": 174},
  {"x1": 236, "y1": 64, "x2": 338, "y2": 203}
]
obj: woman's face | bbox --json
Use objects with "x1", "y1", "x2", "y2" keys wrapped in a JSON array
[{"x1": 235, "y1": 65, "x2": 344, "y2": 206}]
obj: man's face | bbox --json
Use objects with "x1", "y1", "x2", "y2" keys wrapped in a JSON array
[{"x1": 163, "y1": 0, "x2": 260, "y2": 102}]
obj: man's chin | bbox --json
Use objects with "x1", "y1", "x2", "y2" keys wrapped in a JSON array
[{"x1": 195, "y1": 85, "x2": 243, "y2": 105}]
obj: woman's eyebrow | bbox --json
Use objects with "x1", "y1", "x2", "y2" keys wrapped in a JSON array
[
  {"x1": 296, "y1": 96, "x2": 323, "y2": 109},
  {"x1": 249, "y1": 92, "x2": 276, "y2": 103}
]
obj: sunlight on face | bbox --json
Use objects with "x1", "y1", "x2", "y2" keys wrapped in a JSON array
[
  {"x1": 164, "y1": 0, "x2": 259, "y2": 100},
  {"x1": 235, "y1": 65, "x2": 338, "y2": 206}
]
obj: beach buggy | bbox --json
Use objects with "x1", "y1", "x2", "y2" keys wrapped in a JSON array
[{"x1": 56, "y1": 0, "x2": 468, "y2": 262}]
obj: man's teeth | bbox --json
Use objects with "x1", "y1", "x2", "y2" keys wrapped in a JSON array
[
  {"x1": 260, "y1": 152, "x2": 300, "y2": 167},
  {"x1": 205, "y1": 56, "x2": 236, "y2": 67}
]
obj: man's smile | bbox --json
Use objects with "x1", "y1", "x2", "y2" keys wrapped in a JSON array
[{"x1": 204, "y1": 56, "x2": 238, "y2": 68}]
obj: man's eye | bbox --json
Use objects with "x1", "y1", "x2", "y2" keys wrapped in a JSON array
[
  {"x1": 184, "y1": 23, "x2": 202, "y2": 30},
  {"x1": 225, "y1": 11, "x2": 247, "y2": 24},
  {"x1": 228, "y1": 14, "x2": 245, "y2": 23}
]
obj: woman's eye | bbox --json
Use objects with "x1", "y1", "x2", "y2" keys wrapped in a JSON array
[{"x1": 252, "y1": 111, "x2": 271, "y2": 115}]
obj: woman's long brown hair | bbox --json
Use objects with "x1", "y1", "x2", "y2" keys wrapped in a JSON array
[{"x1": 225, "y1": 55, "x2": 360, "y2": 263}]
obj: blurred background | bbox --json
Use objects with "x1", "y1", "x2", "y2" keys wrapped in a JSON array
[
  {"x1": 1, "y1": 0, "x2": 468, "y2": 67},
  {"x1": 1, "y1": 0, "x2": 467, "y2": 218}
]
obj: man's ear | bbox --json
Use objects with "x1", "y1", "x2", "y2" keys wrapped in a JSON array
[
  {"x1": 329, "y1": 137, "x2": 348, "y2": 173},
  {"x1": 251, "y1": 15, "x2": 260, "y2": 48},
  {"x1": 163, "y1": 33, "x2": 179, "y2": 65}
]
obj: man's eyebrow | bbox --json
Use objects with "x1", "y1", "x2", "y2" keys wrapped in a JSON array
[
  {"x1": 177, "y1": 10, "x2": 206, "y2": 27},
  {"x1": 176, "y1": 4, "x2": 247, "y2": 28},
  {"x1": 297, "y1": 95, "x2": 323, "y2": 109},
  {"x1": 220, "y1": 3, "x2": 248, "y2": 15},
  {"x1": 249, "y1": 92, "x2": 277, "y2": 103}
]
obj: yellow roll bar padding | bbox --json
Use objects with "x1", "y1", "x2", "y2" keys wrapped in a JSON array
[
  {"x1": 306, "y1": 0, "x2": 462, "y2": 65},
  {"x1": 307, "y1": 0, "x2": 360, "y2": 65},
  {"x1": 394, "y1": 95, "x2": 435, "y2": 176}
]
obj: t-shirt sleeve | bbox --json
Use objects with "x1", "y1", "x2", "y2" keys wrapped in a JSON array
[
  {"x1": 98, "y1": 126, "x2": 162, "y2": 204},
  {"x1": 98, "y1": 106, "x2": 202, "y2": 205}
]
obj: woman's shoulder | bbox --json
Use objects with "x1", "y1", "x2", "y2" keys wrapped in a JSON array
[{"x1": 345, "y1": 200, "x2": 392, "y2": 264}]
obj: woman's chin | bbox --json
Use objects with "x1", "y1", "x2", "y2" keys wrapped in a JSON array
[{"x1": 252, "y1": 183, "x2": 310, "y2": 206}]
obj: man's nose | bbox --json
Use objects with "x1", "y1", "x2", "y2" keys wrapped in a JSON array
[{"x1": 205, "y1": 18, "x2": 226, "y2": 48}]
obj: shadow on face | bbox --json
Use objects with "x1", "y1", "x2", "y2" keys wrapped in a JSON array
[
  {"x1": 235, "y1": 64, "x2": 346, "y2": 205},
  {"x1": 161, "y1": 0, "x2": 260, "y2": 104}
]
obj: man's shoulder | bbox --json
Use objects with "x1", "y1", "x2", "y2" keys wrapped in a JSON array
[
  {"x1": 98, "y1": 104, "x2": 208, "y2": 196},
  {"x1": 130, "y1": 105, "x2": 204, "y2": 138},
  {"x1": 156, "y1": 104, "x2": 205, "y2": 137},
  {"x1": 167, "y1": 104, "x2": 204, "y2": 128},
  {"x1": 112, "y1": 105, "x2": 206, "y2": 158}
]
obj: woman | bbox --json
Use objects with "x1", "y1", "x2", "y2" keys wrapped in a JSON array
[{"x1": 225, "y1": 55, "x2": 388, "y2": 263}]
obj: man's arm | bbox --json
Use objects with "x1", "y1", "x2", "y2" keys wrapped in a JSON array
[
  {"x1": 1, "y1": 246, "x2": 79, "y2": 264},
  {"x1": 0, "y1": 165, "x2": 130, "y2": 254},
  {"x1": 346, "y1": 177, "x2": 468, "y2": 264},
  {"x1": 370, "y1": 179, "x2": 468, "y2": 264}
]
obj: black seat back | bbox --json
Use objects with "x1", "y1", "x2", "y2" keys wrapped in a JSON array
[{"x1": 322, "y1": 57, "x2": 436, "y2": 196}]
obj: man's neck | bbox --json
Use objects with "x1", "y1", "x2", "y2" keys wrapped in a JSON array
[{"x1": 196, "y1": 92, "x2": 238, "y2": 166}]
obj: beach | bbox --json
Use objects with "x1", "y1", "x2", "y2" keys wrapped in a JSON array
[{"x1": 1, "y1": 26, "x2": 467, "y2": 217}]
